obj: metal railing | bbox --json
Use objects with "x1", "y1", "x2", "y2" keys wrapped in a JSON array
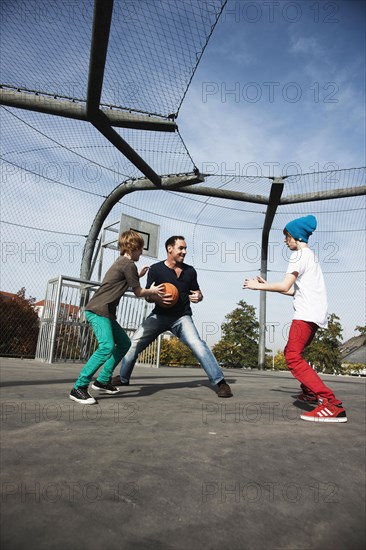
[{"x1": 35, "y1": 275, "x2": 157, "y2": 364}]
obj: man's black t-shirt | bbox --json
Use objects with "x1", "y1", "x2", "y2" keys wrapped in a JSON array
[{"x1": 146, "y1": 261, "x2": 200, "y2": 317}]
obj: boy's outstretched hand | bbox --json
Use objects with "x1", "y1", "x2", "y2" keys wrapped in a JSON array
[
  {"x1": 243, "y1": 276, "x2": 266, "y2": 290},
  {"x1": 149, "y1": 282, "x2": 165, "y2": 297}
]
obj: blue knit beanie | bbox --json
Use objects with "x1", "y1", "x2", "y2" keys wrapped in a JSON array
[{"x1": 284, "y1": 215, "x2": 317, "y2": 243}]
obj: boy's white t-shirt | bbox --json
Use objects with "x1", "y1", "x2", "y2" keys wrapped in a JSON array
[{"x1": 286, "y1": 247, "x2": 328, "y2": 328}]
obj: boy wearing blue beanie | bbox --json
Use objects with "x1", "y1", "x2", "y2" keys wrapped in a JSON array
[{"x1": 244, "y1": 215, "x2": 347, "y2": 423}]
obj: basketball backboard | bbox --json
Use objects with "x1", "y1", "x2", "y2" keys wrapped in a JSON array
[{"x1": 120, "y1": 215, "x2": 160, "y2": 258}]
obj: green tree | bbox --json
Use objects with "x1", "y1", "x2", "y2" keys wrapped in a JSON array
[
  {"x1": 271, "y1": 350, "x2": 288, "y2": 371},
  {"x1": 355, "y1": 325, "x2": 366, "y2": 338},
  {"x1": 212, "y1": 300, "x2": 259, "y2": 369},
  {"x1": 159, "y1": 336, "x2": 198, "y2": 366},
  {"x1": 342, "y1": 363, "x2": 365, "y2": 375},
  {"x1": 304, "y1": 313, "x2": 343, "y2": 374},
  {"x1": 0, "y1": 288, "x2": 40, "y2": 357}
]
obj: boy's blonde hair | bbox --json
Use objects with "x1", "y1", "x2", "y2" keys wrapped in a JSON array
[{"x1": 119, "y1": 230, "x2": 144, "y2": 255}]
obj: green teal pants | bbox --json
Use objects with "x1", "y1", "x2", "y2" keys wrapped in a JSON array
[{"x1": 74, "y1": 311, "x2": 131, "y2": 389}]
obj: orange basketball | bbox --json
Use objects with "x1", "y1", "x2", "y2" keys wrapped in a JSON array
[{"x1": 161, "y1": 282, "x2": 179, "y2": 308}]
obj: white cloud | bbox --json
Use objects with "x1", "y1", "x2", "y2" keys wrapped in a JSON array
[{"x1": 289, "y1": 35, "x2": 323, "y2": 57}]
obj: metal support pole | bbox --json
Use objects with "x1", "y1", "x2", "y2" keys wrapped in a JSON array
[
  {"x1": 258, "y1": 178, "x2": 284, "y2": 369},
  {"x1": 92, "y1": 110, "x2": 162, "y2": 186},
  {"x1": 97, "y1": 231, "x2": 105, "y2": 282},
  {"x1": 86, "y1": 0, "x2": 114, "y2": 117},
  {"x1": 48, "y1": 275, "x2": 63, "y2": 363},
  {"x1": 156, "y1": 334, "x2": 162, "y2": 368},
  {"x1": 0, "y1": 89, "x2": 177, "y2": 131}
]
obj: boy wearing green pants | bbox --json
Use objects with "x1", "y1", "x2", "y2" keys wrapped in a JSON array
[{"x1": 70, "y1": 230, "x2": 164, "y2": 405}]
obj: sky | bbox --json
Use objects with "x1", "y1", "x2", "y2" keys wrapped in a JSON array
[
  {"x1": 1, "y1": 0, "x2": 365, "y2": 353},
  {"x1": 177, "y1": 0, "x2": 366, "y2": 349},
  {"x1": 179, "y1": 0, "x2": 365, "y2": 171}
]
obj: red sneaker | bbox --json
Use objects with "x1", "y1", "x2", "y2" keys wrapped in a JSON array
[{"x1": 300, "y1": 398, "x2": 347, "y2": 423}]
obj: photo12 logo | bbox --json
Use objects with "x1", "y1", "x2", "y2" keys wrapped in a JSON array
[
  {"x1": 200, "y1": 240, "x2": 340, "y2": 266},
  {"x1": 202, "y1": 81, "x2": 339, "y2": 104},
  {"x1": 217, "y1": 2, "x2": 341, "y2": 24},
  {"x1": 201, "y1": 480, "x2": 340, "y2": 503},
  {"x1": 200, "y1": 161, "x2": 341, "y2": 181},
  {"x1": 201, "y1": 401, "x2": 301, "y2": 424},
  {"x1": 1, "y1": 401, "x2": 139, "y2": 424},
  {"x1": 1, "y1": 481, "x2": 139, "y2": 504},
  {"x1": 1, "y1": 241, "x2": 81, "y2": 265},
  {"x1": 0, "y1": 1, "x2": 142, "y2": 24}
]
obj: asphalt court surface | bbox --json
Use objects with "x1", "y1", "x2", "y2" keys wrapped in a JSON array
[{"x1": 1, "y1": 358, "x2": 365, "y2": 550}]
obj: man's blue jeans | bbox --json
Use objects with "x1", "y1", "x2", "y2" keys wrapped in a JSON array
[{"x1": 119, "y1": 313, "x2": 224, "y2": 385}]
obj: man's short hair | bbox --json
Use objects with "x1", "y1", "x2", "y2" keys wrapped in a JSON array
[{"x1": 165, "y1": 235, "x2": 185, "y2": 251}]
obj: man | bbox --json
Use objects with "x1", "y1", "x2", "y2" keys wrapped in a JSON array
[{"x1": 112, "y1": 235, "x2": 233, "y2": 397}]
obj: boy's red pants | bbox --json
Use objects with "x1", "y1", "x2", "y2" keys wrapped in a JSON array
[{"x1": 284, "y1": 320, "x2": 340, "y2": 404}]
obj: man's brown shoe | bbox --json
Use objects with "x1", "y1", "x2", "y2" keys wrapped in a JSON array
[
  {"x1": 217, "y1": 380, "x2": 233, "y2": 398},
  {"x1": 111, "y1": 375, "x2": 129, "y2": 386}
]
